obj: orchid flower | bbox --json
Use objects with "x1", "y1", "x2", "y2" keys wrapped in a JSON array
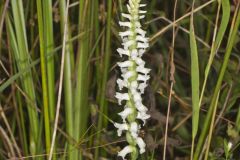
[{"x1": 114, "y1": 0, "x2": 150, "y2": 159}]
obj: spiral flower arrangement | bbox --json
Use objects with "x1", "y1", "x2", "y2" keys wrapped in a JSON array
[{"x1": 114, "y1": 0, "x2": 150, "y2": 159}]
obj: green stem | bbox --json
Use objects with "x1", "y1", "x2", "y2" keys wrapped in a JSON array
[
  {"x1": 42, "y1": 0, "x2": 55, "y2": 134},
  {"x1": 36, "y1": 0, "x2": 51, "y2": 156},
  {"x1": 59, "y1": 0, "x2": 74, "y2": 159}
]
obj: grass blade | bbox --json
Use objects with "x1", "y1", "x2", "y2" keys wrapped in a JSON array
[
  {"x1": 42, "y1": 0, "x2": 55, "y2": 130},
  {"x1": 189, "y1": 2, "x2": 200, "y2": 158},
  {"x1": 36, "y1": 0, "x2": 51, "y2": 156},
  {"x1": 73, "y1": 0, "x2": 91, "y2": 159},
  {"x1": 59, "y1": 0, "x2": 74, "y2": 159}
]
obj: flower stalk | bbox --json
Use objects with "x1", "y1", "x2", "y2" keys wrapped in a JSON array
[{"x1": 115, "y1": 0, "x2": 150, "y2": 159}]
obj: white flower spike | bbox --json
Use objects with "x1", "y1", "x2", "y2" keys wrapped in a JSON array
[{"x1": 114, "y1": 0, "x2": 150, "y2": 159}]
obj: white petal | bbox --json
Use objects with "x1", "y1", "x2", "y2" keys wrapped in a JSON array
[
  {"x1": 118, "y1": 145, "x2": 133, "y2": 160},
  {"x1": 119, "y1": 30, "x2": 133, "y2": 37},
  {"x1": 137, "y1": 112, "x2": 150, "y2": 125},
  {"x1": 139, "y1": 49, "x2": 145, "y2": 57},
  {"x1": 127, "y1": 5, "x2": 131, "y2": 14},
  {"x1": 136, "y1": 35, "x2": 148, "y2": 43},
  {"x1": 117, "y1": 48, "x2": 130, "y2": 57},
  {"x1": 137, "y1": 74, "x2": 150, "y2": 81},
  {"x1": 119, "y1": 21, "x2": 132, "y2": 28},
  {"x1": 123, "y1": 37, "x2": 128, "y2": 43},
  {"x1": 118, "y1": 107, "x2": 133, "y2": 122},
  {"x1": 138, "y1": 82, "x2": 147, "y2": 94},
  {"x1": 139, "y1": 15, "x2": 145, "y2": 19},
  {"x1": 117, "y1": 79, "x2": 127, "y2": 90},
  {"x1": 129, "y1": 0, "x2": 134, "y2": 8},
  {"x1": 139, "y1": 10, "x2": 147, "y2": 14},
  {"x1": 122, "y1": 13, "x2": 132, "y2": 20},
  {"x1": 133, "y1": 92, "x2": 142, "y2": 103},
  {"x1": 136, "y1": 28, "x2": 146, "y2": 36},
  {"x1": 118, "y1": 60, "x2": 134, "y2": 68},
  {"x1": 136, "y1": 137, "x2": 146, "y2": 154},
  {"x1": 134, "y1": 21, "x2": 141, "y2": 28},
  {"x1": 137, "y1": 42, "x2": 149, "y2": 49},
  {"x1": 120, "y1": 67, "x2": 128, "y2": 74},
  {"x1": 130, "y1": 87, "x2": 137, "y2": 95},
  {"x1": 228, "y1": 142, "x2": 233, "y2": 150},
  {"x1": 135, "y1": 102, "x2": 148, "y2": 112},
  {"x1": 130, "y1": 49, "x2": 138, "y2": 60},
  {"x1": 114, "y1": 123, "x2": 129, "y2": 136},
  {"x1": 115, "y1": 92, "x2": 130, "y2": 105},
  {"x1": 139, "y1": 4, "x2": 147, "y2": 7},
  {"x1": 130, "y1": 122, "x2": 139, "y2": 139},
  {"x1": 135, "y1": 57, "x2": 145, "y2": 66},
  {"x1": 123, "y1": 40, "x2": 135, "y2": 49},
  {"x1": 122, "y1": 71, "x2": 135, "y2": 80},
  {"x1": 136, "y1": 65, "x2": 151, "y2": 75}
]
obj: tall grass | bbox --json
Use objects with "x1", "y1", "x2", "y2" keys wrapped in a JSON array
[
  {"x1": 36, "y1": 0, "x2": 52, "y2": 156},
  {"x1": 189, "y1": 1, "x2": 200, "y2": 159},
  {"x1": 0, "y1": 0, "x2": 240, "y2": 159},
  {"x1": 59, "y1": 0, "x2": 74, "y2": 159},
  {"x1": 6, "y1": 0, "x2": 41, "y2": 157}
]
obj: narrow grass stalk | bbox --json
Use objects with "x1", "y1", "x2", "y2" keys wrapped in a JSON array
[
  {"x1": 94, "y1": 0, "x2": 112, "y2": 159},
  {"x1": 204, "y1": 92, "x2": 220, "y2": 159},
  {"x1": 194, "y1": 4, "x2": 240, "y2": 159},
  {"x1": 0, "y1": 0, "x2": 10, "y2": 52},
  {"x1": 36, "y1": 0, "x2": 51, "y2": 156},
  {"x1": 48, "y1": 0, "x2": 70, "y2": 159},
  {"x1": 42, "y1": 0, "x2": 55, "y2": 134},
  {"x1": 189, "y1": 1, "x2": 200, "y2": 159},
  {"x1": 236, "y1": 105, "x2": 240, "y2": 132},
  {"x1": 163, "y1": 0, "x2": 178, "y2": 159},
  {"x1": 59, "y1": 0, "x2": 74, "y2": 159},
  {"x1": 36, "y1": 0, "x2": 57, "y2": 155},
  {"x1": 93, "y1": 0, "x2": 100, "y2": 91},
  {"x1": 7, "y1": 0, "x2": 41, "y2": 156},
  {"x1": 15, "y1": 88, "x2": 28, "y2": 155},
  {"x1": 5, "y1": 27, "x2": 29, "y2": 156},
  {"x1": 73, "y1": 0, "x2": 91, "y2": 159}
]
